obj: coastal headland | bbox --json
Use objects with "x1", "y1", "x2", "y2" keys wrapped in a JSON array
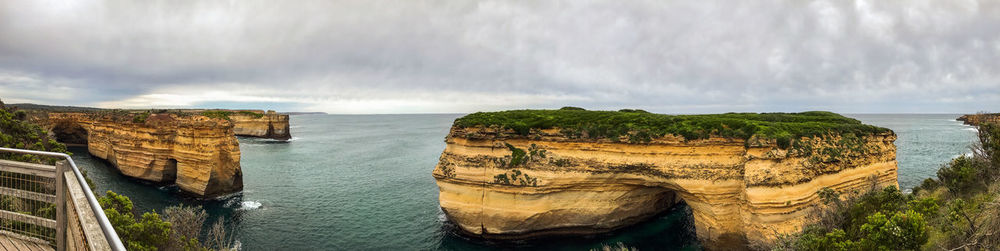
[
  {"x1": 14, "y1": 104, "x2": 293, "y2": 197},
  {"x1": 432, "y1": 109, "x2": 898, "y2": 250},
  {"x1": 957, "y1": 113, "x2": 1000, "y2": 127}
]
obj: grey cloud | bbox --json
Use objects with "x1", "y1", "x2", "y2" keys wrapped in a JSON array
[{"x1": 0, "y1": 0, "x2": 998, "y2": 113}]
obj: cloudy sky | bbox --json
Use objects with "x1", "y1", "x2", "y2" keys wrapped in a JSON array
[{"x1": 1, "y1": 0, "x2": 998, "y2": 114}]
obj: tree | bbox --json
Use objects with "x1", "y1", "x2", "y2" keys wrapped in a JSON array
[
  {"x1": 857, "y1": 210, "x2": 929, "y2": 251},
  {"x1": 937, "y1": 156, "x2": 989, "y2": 195},
  {"x1": 99, "y1": 191, "x2": 171, "y2": 250}
]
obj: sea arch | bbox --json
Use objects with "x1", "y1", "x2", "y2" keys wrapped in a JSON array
[{"x1": 433, "y1": 129, "x2": 898, "y2": 250}]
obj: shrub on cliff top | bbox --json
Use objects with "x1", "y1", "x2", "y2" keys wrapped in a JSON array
[
  {"x1": 454, "y1": 109, "x2": 890, "y2": 144},
  {"x1": 237, "y1": 111, "x2": 265, "y2": 118},
  {"x1": 201, "y1": 111, "x2": 233, "y2": 121}
]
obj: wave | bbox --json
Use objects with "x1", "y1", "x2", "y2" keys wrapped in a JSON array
[
  {"x1": 952, "y1": 152, "x2": 975, "y2": 159},
  {"x1": 964, "y1": 128, "x2": 978, "y2": 132},
  {"x1": 240, "y1": 201, "x2": 262, "y2": 210},
  {"x1": 289, "y1": 125, "x2": 302, "y2": 129},
  {"x1": 437, "y1": 211, "x2": 447, "y2": 222}
]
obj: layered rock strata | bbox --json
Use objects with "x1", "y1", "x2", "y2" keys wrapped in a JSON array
[
  {"x1": 229, "y1": 110, "x2": 291, "y2": 140},
  {"x1": 957, "y1": 113, "x2": 1000, "y2": 126},
  {"x1": 433, "y1": 124, "x2": 897, "y2": 250},
  {"x1": 41, "y1": 113, "x2": 242, "y2": 197}
]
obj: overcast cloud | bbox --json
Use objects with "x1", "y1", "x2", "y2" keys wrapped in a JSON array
[{"x1": 1, "y1": 0, "x2": 998, "y2": 114}]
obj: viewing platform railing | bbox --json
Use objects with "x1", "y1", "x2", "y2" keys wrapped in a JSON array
[{"x1": 0, "y1": 147, "x2": 126, "y2": 251}]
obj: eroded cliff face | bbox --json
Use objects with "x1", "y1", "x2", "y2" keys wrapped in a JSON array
[
  {"x1": 230, "y1": 110, "x2": 291, "y2": 140},
  {"x1": 42, "y1": 113, "x2": 243, "y2": 197},
  {"x1": 433, "y1": 127, "x2": 897, "y2": 250},
  {"x1": 958, "y1": 114, "x2": 1000, "y2": 126}
]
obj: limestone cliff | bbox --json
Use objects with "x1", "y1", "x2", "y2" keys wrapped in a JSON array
[
  {"x1": 229, "y1": 110, "x2": 291, "y2": 140},
  {"x1": 957, "y1": 113, "x2": 1000, "y2": 126},
  {"x1": 432, "y1": 110, "x2": 897, "y2": 250},
  {"x1": 41, "y1": 112, "x2": 243, "y2": 197}
]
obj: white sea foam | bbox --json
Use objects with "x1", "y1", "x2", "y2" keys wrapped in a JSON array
[
  {"x1": 952, "y1": 152, "x2": 975, "y2": 159},
  {"x1": 964, "y1": 127, "x2": 978, "y2": 132},
  {"x1": 289, "y1": 125, "x2": 302, "y2": 129},
  {"x1": 241, "y1": 201, "x2": 262, "y2": 210}
]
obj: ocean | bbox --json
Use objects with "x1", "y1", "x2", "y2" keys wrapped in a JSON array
[{"x1": 67, "y1": 114, "x2": 978, "y2": 250}]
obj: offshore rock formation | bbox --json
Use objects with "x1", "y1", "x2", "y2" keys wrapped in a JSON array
[
  {"x1": 229, "y1": 110, "x2": 291, "y2": 140},
  {"x1": 39, "y1": 112, "x2": 243, "y2": 197},
  {"x1": 957, "y1": 113, "x2": 1000, "y2": 126},
  {"x1": 432, "y1": 111, "x2": 898, "y2": 250}
]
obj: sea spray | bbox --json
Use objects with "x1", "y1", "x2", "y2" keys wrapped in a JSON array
[{"x1": 240, "y1": 201, "x2": 262, "y2": 210}]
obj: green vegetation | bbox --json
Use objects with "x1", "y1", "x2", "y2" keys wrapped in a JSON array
[
  {"x1": 99, "y1": 191, "x2": 234, "y2": 251},
  {"x1": 455, "y1": 109, "x2": 889, "y2": 146},
  {"x1": 201, "y1": 110, "x2": 264, "y2": 120},
  {"x1": 497, "y1": 143, "x2": 547, "y2": 168},
  {"x1": 0, "y1": 100, "x2": 67, "y2": 164},
  {"x1": 771, "y1": 123, "x2": 1000, "y2": 250},
  {"x1": 237, "y1": 111, "x2": 264, "y2": 118},
  {"x1": 101, "y1": 191, "x2": 172, "y2": 251},
  {"x1": 133, "y1": 111, "x2": 151, "y2": 123},
  {"x1": 491, "y1": 143, "x2": 545, "y2": 186},
  {"x1": 492, "y1": 169, "x2": 539, "y2": 186},
  {"x1": 618, "y1": 109, "x2": 649, "y2": 113},
  {"x1": 591, "y1": 242, "x2": 638, "y2": 251},
  {"x1": 200, "y1": 111, "x2": 233, "y2": 121}
]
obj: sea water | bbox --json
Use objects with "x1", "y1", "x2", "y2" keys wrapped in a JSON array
[{"x1": 68, "y1": 114, "x2": 977, "y2": 250}]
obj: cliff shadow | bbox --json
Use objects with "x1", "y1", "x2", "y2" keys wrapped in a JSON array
[
  {"x1": 436, "y1": 201, "x2": 701, "y2": 250},
  {"x1": 50, "y1": 121, "x2": 88, "y2": 145},
  {"x1": 236, "y1": 136, "x2": 292, "y2": 144},
  {"x1": 162, "y1": 158, "x2": 178, "y2": 183}
]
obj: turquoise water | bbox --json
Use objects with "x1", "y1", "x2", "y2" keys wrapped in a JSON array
[
  {"x1": 848, "y1": 114, "x2": 979, "y2": 189},
  {"x1": 68, "y1": 114, "x2": 977, "y2": 250}
]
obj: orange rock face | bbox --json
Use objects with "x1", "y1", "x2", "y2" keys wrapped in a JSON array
[
  {"x1": 230, "y1": 111, "x2": 291, "y2": 140},
  {"x1": 957, "y1": 113, "x2": 1000, "y2": 126},
  {"x1": 433, "y1": 126, "x2": 898, "y2": 250},
  {"x1": 42, "y1": 113, "x2": 243, "y2": 197}
]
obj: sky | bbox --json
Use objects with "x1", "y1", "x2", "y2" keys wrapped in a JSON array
[{"x1": 0, "y1": 0, "x2": 999, "y2": 114}]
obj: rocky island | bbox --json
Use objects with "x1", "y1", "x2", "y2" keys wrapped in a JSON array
[
  {"x1": 432, "y1": 109, "x2": 898, "y2": 250},
  {"x1": 230, "y1": 110, "x2": 292, "y2": 140}
]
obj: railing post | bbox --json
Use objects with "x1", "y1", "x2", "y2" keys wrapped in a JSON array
[{"x1": 55, "y1": 160, "x2": 67, "y2": 251}]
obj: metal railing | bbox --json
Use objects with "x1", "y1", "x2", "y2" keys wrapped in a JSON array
[{"x1": 0, "y1": 147, "x2": 126, "y2": 251}]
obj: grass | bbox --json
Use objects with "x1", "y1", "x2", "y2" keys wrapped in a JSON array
[{"x1": 454, "y1": 109, "x2": 890, "y2": 146}]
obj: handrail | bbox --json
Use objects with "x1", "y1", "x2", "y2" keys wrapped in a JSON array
[{"x1": 0, "y1": 147, "x2": 126, "y2": 251}]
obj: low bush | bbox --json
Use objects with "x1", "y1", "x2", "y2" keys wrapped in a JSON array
[
  {"x1": 455, "y1": 109, "x2": 889, "y2": 146},
  {"x1": 200, "y1": 111, "x2": 233, "y2": 121}
]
